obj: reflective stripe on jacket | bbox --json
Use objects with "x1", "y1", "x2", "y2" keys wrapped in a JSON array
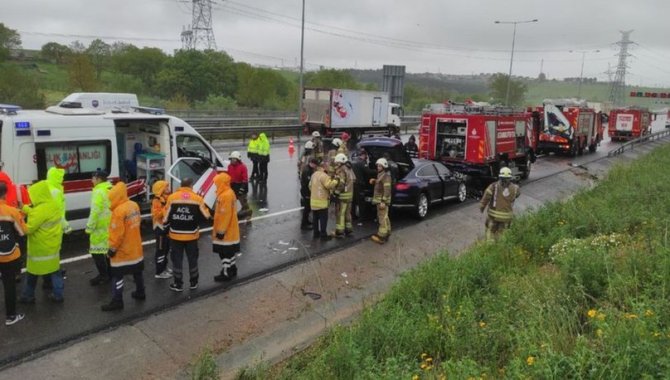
[
  {"x1": 480, "y1": 181, "x2": 520, "y2": 222},
  {"x1": 0, "y1": 200, "x2": 26, "y2": 263},
  {"x1": 24, "y1": 180, "x2": 62, "y2": 275},
  {"x1": 86, "y1": 181, "x2": 113, "y2": 254},
  {"x1": 335, "y1": 164, "x2": 356, "y2": 201},
  {"x1": 257, "y1": 133, "x2": 270, "y2": 157},
  {"x1": 247, "y1": 139, "x2": 259, "y2": 155},
  {"x1": 108, "y1": 182, "x2": 144, "y2": 268},
  {"x1": 372, "y1": 171, "x2": 392, "y2": 205},
  {"x1": 151, "y1": 180, "x2": 169, "y2": 230}
]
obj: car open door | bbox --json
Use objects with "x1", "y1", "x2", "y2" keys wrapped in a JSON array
[{"x1": 167, "y1": 157, "x2": 218, "y2": 208}]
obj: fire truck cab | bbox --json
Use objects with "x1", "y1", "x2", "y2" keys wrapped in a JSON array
[
  {"x1": 418, "y1": 102, "x2": 536, "y2": 183},
  {"x1": 608, "y1": 107, "x2": 652, "y2": 141},
  {"x1": 531, "y1": 99, "x2": 603, "y2": 156}
]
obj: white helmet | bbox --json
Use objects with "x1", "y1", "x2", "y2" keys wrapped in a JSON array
[
  {"x1": 334, "y1": 153, "x2": 348, "y2": 164},
  {"x1": 375, "y1": 158, "x2": 388, "y2": 168},
  {"x1": 229, "y1": 151, "x2": 242, "y2": 160},
  {"x1": 304, "y1": 141, "x2": 314, "y2": 149},
  {"x1": 499, "y1": 167, "x2": 512, "y2": 178},
  {"x1": 312, "y1": 131, "x2": 321, "y2": 138},
  {"x1": 331, "y1": 138, "x2": 343, "y2": 147}
]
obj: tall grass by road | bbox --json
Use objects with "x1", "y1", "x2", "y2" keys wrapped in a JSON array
[{"x1": 240, "y1": 145, "x2": 670, "y2": 379}]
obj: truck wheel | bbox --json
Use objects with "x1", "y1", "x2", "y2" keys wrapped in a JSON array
[
  {"x1": 415, "y1": 192, "x2": 429, "y2": 219},
  {"x1": 457, "y1": 183, "x2": 467, "y2": 202}
]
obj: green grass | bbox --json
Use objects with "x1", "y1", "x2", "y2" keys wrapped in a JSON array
[{"x1": 239, "y1": 144, "x2": 670, "y2": 379}]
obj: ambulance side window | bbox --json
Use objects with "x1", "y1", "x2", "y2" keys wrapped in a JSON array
[
  {"x1": 177, "y1": 135, "x2": 212, "y2": 161},
  {"x1": 35, "y1": 140, "x2": 112, "y2": 181}
]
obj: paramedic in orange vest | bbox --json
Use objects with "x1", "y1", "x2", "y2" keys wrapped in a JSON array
[
  {"x1": 151, "y1": 180, "x2": 172, "y2": 279},
  {"x1": 0, "y1": 182, "x2": 27, "y2": 325},
  {"x1": 163, "y1": 178, "x2": 211, "y2": 292},
  {"x1": 102, "y1": 182, "x2": 145, "y2": 311},
  {"x1": 211, "y1": 173, "x2": 241, "y2": 282}
]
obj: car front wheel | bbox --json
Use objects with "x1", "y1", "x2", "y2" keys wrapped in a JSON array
[
  {"x1": 457, "y1": 182, "x2": 467, "y2": 202},
  {"x1": 415, "y1": 192, "x2": 429, "y2": 219}
]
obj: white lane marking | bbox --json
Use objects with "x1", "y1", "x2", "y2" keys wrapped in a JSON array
[{"x1": 55, "y1": 206, "x2": 303, "y2": 267}]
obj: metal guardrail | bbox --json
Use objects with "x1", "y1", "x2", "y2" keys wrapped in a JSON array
[{"x1": 608, "y1": 128, "x2": 670, "y2": 157}]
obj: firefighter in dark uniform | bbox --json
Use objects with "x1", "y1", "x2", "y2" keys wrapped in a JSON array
[
  {"x1": 479, "y1": 167, "x2": 520, "y2": 241},
  {"x1": 163, "y1": 178, "x2": 211, "y2": 292},
  {"x1": 370, "y1": 158, "x2": 392, "y2": 244}
]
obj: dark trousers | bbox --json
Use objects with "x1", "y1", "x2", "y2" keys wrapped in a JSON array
[
  {"x1": 111, "y1": 271, "x2": 144, "y2": 302},
  {"x1": 0, "y1": 260, "x2": 19, "y2": 317},
  {"x1": 251, "y1": 159, "x2": 260, "y2": 179},
  {"x1": 312, "y1": 208, "x2": 329, "y2": 237},
  {"x1": 301, "y1": 197, "x2": 311, "y2": 226},
  {"x1": 170, "y1": 239, "x2": 199, "y2": 286},
  {"x1": 258, "y1": 158, "x2": 269, "y2": 180},
  {"x1": 23, "y1": 271, "x2": 64, "y2": 300},
  {"x1": 154, "y1": 230, "x2": 170, "y2": 275},
  {"x1": 92, "y1": 253, "x2": 111, "y2": 278}
]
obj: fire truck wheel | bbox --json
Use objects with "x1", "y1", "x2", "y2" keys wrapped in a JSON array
[
  {"x1": 457, "y1": 183, "x2": 467, "y2": 202},
  {"x1": 415, "y1": 192, "x2": 429, "y2": 219},
  {"x1": 521, "y1": 158, "x2": 531, "y2": 180}
]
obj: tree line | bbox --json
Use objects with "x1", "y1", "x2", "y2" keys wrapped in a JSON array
[{"x1": 0, "y1": 23, "x2": 527, "y2": 111}]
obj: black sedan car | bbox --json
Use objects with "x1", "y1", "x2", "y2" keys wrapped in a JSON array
[{"x1": 355, "y1": 137, "x2": 467, "y2": 219}]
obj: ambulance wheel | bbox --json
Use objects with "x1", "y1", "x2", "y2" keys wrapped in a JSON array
[{"x1": 414, "y1": 192, "x2": 429, "y2": 219}]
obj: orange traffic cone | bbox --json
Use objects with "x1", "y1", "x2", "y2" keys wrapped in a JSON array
[{"x1": 288, "y1": 137, "x2": 295, "y2": 157}]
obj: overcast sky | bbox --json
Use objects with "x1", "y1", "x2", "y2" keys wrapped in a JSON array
[{"x1": 4, "y1": 0, "x2": 670, "y2": 87}]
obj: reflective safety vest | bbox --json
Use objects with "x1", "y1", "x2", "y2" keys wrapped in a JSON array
[
  {"x1": 309, "y1": 169, "x2": 338, "y2": 210},
  {"x1": 163, "y1": 187, "x2": 211, "y2": 241},
  {"x1": 480, "y1": 181, "x2": 520, "y2": 222},
  {"x1": 108, "y1": 182, "x2": 144, "y2": 268},
  {"x1": 372, "y1": 171, "x2": 392, "y2": 205},
  {"x1": 24, "y1": 181, "x2": 63, "y2": 275},
  {"x1": 86, "y1": 181, "x2": 113, "y2": 254},
  {"x1": 0, "y1": 200, "x2": 26, "y2": 264}
]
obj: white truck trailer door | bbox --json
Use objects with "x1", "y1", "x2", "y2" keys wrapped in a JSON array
[{"x1": 372, "y1": 97, "x2": 382, "y2": 126}]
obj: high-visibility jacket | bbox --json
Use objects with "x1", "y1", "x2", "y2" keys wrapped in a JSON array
[
  {"x1": 334, "y1": 163, "x2": 356, "y2": 201},
  {"x1": 151, "y1": 180, "x2": 169, "y2": 231},
  {"x1": 86, "y1": 181, "x2": 112, "y2": 254},
  {"x1": 309, "y1": 169, "x2": 339, "y2": 210},
  {"x1": 372, "y1": 170, "x2": 392, "y2": 205},
  {"x1": 212, "y1": 173, "x2": 240, "y2": 246},
  {"x1": 24, "y1": 180, "x2": 62, "y2": 275},
  {"x1": 247, "y1": 138, "x2": 259, "y2": 157},
  {"x1": 108, "y1": 182, "x2": 143, "y2": 269},
  {"x1": 0, "y1": 199, "x2": 26, "y2": 264},
  {"x1": 163, "y1": 187, "x2": 211, "y2": 241},
  {"x1": 0, "y1": 171, "x2": 18, "y2": 208},
  {"x1": 257, "y1": 133, "x2": 270, "y2": 158},
  {"x1": 480, "y1": 181, "x2": 520, "y2": 222},
  {"x1": 46, "y1": 167, "x2": 69, "y2": 230}
]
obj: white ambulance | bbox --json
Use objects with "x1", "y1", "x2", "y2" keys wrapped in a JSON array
[{"x1": 0, "y1": 93, "x2": 225, "y2": 230}]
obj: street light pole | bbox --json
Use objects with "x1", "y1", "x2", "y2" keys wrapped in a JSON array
[
  {"x1": 298, "y1": 0, "x2": 305, "y2": 128},
  {"x1": 570, "y1": 49, "x2": 600, "y2": 99},
  {"x1": 494, "y1": 19, "x2": 538, "y2": 106}
]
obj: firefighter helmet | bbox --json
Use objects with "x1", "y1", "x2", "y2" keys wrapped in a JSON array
[
  {"x1": 499, "y1": 167, "x2": 512, "y2": 178},
  {"x1": 375, "y1": 158, "x2": 389, "y2": 168},
  {"x1": 304, "y1": 141, "x2": 314, "y2": 149},
  {"x1": 334, "y1": 153, "x2": 348, "y2": 164},
  {"x1": 312, "y1": 131, "x2": 321, "y2": 138},
  {"x1": 229, "y1": 151, "x2": 242, "y2": 160},
  {"x1": 331, "y1": 138, "x2": 343, "y2": 147}
]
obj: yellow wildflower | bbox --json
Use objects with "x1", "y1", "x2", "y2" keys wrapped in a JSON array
[
  {"x1": 645, "y1": 309, "x2": 654, "y2": 317},
  {"x1": 426, "y1": 358, "x2": 433, "y2": 364},
  {"x1": 421, "y1": 353, "x2": 428, "y2": 360},
  {"x1": 587, "y1": 309, "x2": 597, "y2": 318},
  {"x1": 421, "y1": 363, "x2": 427, "y2": 370},
  {"x1": 653, "y1": 332, "x2": 661, "y2": 338},
  {"x1": 479, "y1": 321, "x2": 486, "y2": 328},
  {"x1": 597, "y1": 313, "x2": 606, "y2": 321},
  {"x1": 439, "y1": 375, "x2": 447, "y2": 380},
  {"x1": 412, "y1": 375, "x2": 420, "y2": 380},
  {"x1": 624, "y1": 313, "x2": 638, "y2": 320},
  {"x1": 596, "y1": 329, "x2": 603, "y2": 338},
  {"x1": 526, "y1": 356, "x2": 535, "y2": 366}
]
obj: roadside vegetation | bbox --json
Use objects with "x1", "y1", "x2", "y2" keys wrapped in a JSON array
[{"x1": 238, "y1": 145, "x2": 670, "y2": 379}]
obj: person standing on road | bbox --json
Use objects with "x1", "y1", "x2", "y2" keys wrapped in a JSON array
[
  {"x1": 256, "y1": 133, "x2": 271, "y2": 182},
  {"x1": 310, "y1": 161, "x2": 339, "y2": 241},
  {"x1": 247, "y1": 133, "x2": 260, "y2": 180},
  {"x1": 0, "y1": 183, "x2": 27, "y2": 325},
  {"x1": 370, "y1": 158, "x2": 392, "y2": 245},
  {"x1": 85, "y1": 170, "x2": 113, "y2": 286},
  {"x1": 151, "y1": 180, "x2": 172, "y2": 279},
  {"x1": 46, "y1": 167, "x2": 72, "y2": 234},
  {"x1": 163, "y1": 178, "x2": 211, "y2": 292},
  {"x1": 212, "y1": 173, "x2": 241, "y2": 282},
  {"x1": 101, "y1": 182, "x2": 145, "y2": 311},
  {"x1": 19, "y1": 180, "x2": 64, "y2": 303},
  {"x1": 0, "y1": 162, "x2": 18, "y2": 208},
  {"x1": 351, "y1": 149, "x2": 375, "y2": 221},
  {"x1": 333, "y1": 153, "x2": 356, "y2": 238},
  {"x1": 311, "y1": 131, "x2": 324, "y2": 161},
  {"x1": 479, "y1": 167, "x2": 520, "y2": 241},
  {"x1": 404, "y1": 135, "x2": 419, "y2": 158},
  {"x1": 300, "y1": 158, "x2": 317, "y2": 230},
  {"x1": 228, "y1": 151, "x2": 252, "y2": 222},
  {"x1": 297, "y1": 140, "x2": 314, "y2": 178}
]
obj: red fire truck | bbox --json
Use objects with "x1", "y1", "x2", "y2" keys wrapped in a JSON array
[
  {"x1": 418, "y1": 102, "x2": 536, "y2": 182},
  {"x1": 530, "y1": 100, "x2": 603, "y2": 156},
  {"x1": 608, "y1": 107, "x2": 652, "y2": 141}
]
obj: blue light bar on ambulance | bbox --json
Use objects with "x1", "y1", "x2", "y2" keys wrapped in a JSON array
[
  {"x1": 15, "y1": 121, "x2": 31, "y2": 129},
  {"x1": 0, "y1": 104, "x2": 22, "y2": 115}
]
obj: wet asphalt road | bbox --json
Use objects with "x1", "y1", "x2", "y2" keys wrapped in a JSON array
[{"x1": 0, "y1": 119, "x2": 666, "y2": 367}]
